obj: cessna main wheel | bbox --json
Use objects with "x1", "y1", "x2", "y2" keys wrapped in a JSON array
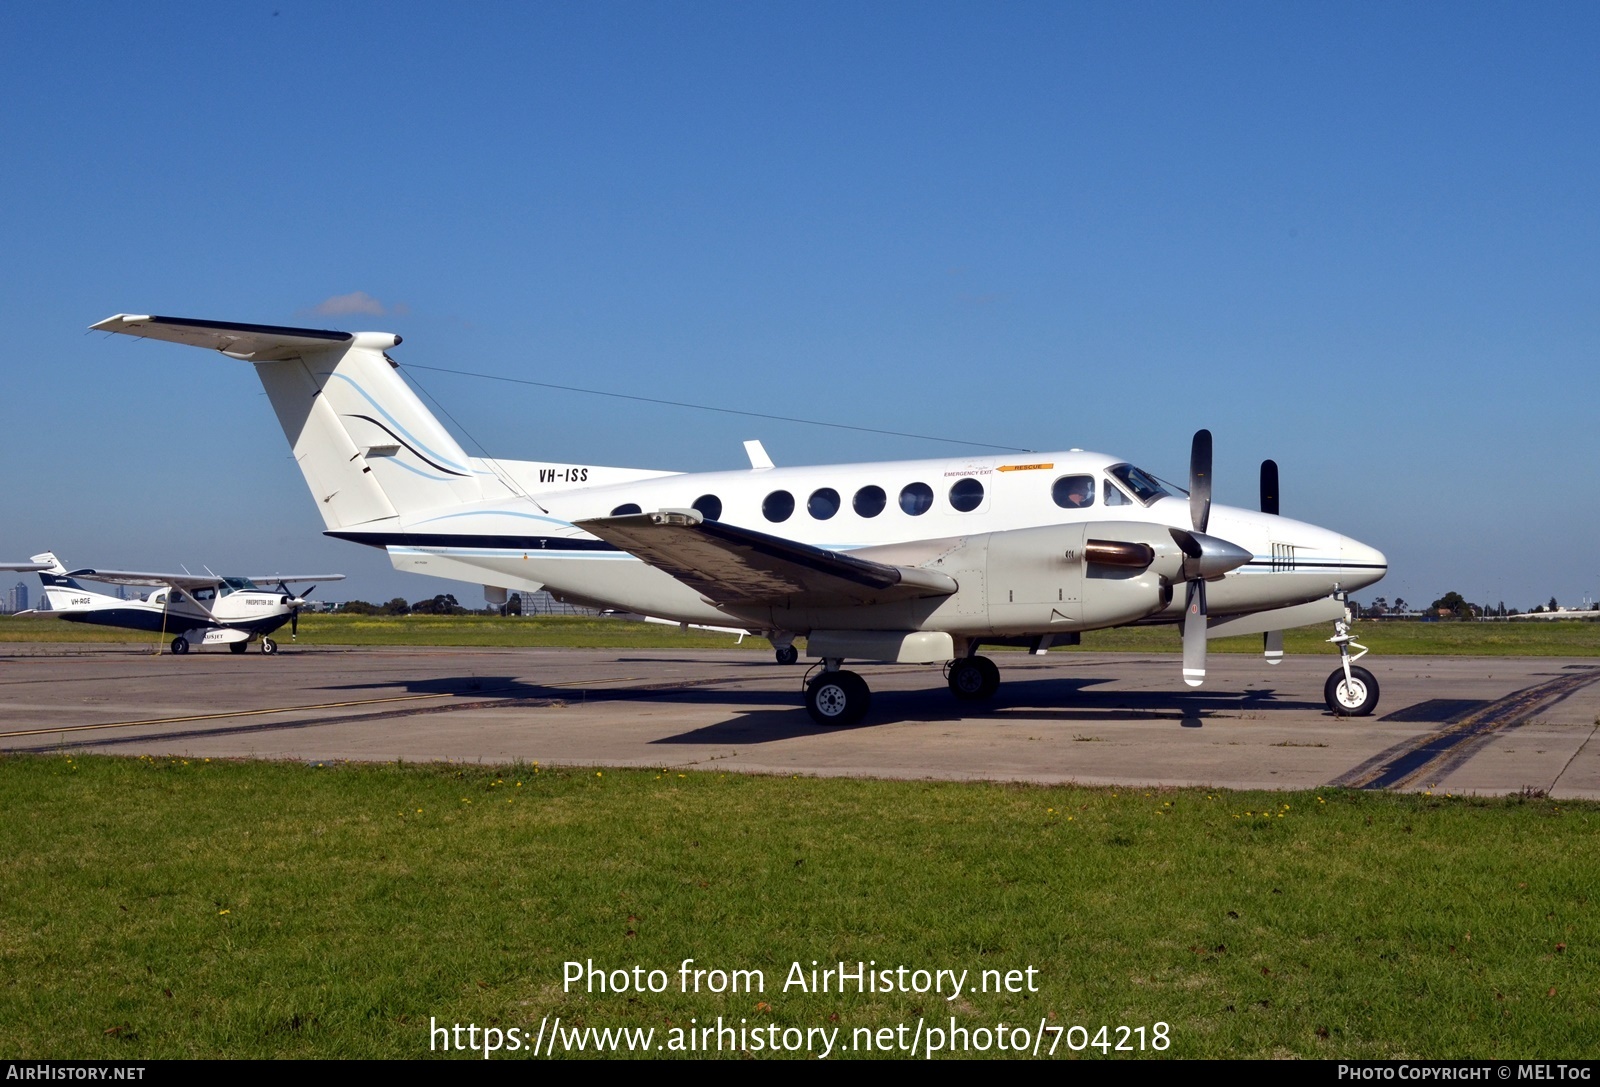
[
  {"x1": 948, "y1": 655, "x2": 1000, "y2": 701},
  {"x1": 262, "y1": 638, "x2": 279, "y2": 655},
  {"x1": 775, "y1": 645, "x2": 799, "y2": 666},
  {"x1": 805, "y1": 670, "x2": 870, "y2": 726},
  {"x1": 170, "y1": 636, "x2": 189, "y2": 655},
  {"x1": 229, "y1": 641, "x2": 247, "y2": 655},
  {"x1": 1325, "y1": 665, "x2": 1379, "y2": 717}
]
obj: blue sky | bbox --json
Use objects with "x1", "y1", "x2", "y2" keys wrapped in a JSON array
[{"x1": 2, "y1": 2, "x2": 1596, "y2": 610}]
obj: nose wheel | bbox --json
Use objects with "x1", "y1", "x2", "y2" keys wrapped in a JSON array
[
  {"x1": 1325, "y1": 665, "x2": 1379, "y2": 716},
  {"x1": 1325, "y1": 608, "x2": 1379, "y2": 716}
]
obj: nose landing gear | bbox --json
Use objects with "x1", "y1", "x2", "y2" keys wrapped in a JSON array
[{"x1": 1325, "y1": 607, "x2": 1378, "y2": 716}]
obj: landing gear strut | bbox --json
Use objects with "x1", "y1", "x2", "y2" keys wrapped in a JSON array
[{"x1": 1325, "y1": 607, "x2": 1378, "y2": 716}]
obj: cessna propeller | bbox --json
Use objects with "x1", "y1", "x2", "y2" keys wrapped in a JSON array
[{"x1": 276, "y1": 581, "x2": 319, "y2": 639}]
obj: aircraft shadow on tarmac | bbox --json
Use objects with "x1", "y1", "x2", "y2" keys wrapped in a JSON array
[
  {"x1": 647, "y1": 677, "x2": 1325, "y2": 744},
  {"x1": 314, "y1": 672, "x2": 1325, "y2": 746}
]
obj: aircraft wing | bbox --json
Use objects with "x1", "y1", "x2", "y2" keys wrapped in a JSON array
[
  {"x1": 90, "y1": 314, "x2": 353, "y2": 361},
  {"x1": 0, "y1": 562, "x2": 50, "y2": 572},
  {"x1": 574, "y1": 510, "x2": 958, "y2": 607},
  {"x1": 60, "y1": 568, "x2": 226, "y2": 591},
  {"x1": 243, "y1": 574, "x2": 347, "y2": 585}
]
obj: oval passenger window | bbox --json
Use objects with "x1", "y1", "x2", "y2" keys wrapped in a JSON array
[
  {"x1": 899, "y1": 482, "x2": 933, "y2": 516},
  {"x1": 853, "y1": 485, "x2": 886, "y2": 518},
  {"x1": 692, "y1": 494, "x2": 722, "y2": 522},
  {"x1": 808, "y1": 488, "x2": 841, "y2": 520},
  {"x1": 763, "y1": 490, "x2": 795, "y2": 522},
  {"x1": 949, "y1": 477, "x2": 984, "y2": 512}
]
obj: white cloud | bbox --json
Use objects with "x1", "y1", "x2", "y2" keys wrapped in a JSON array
[{"x1": 310, "y1": 291, "x2": 390, "y2": 317}]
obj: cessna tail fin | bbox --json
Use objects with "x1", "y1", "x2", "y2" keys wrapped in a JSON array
[
  {"x1": 91, "y1": 315, "x2": 495, "y2": 530},
  {"x1": 28, "y1": 552, "x2": 81, "y2": 589}
]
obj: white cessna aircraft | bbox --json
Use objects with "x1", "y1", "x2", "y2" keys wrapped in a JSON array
[
  {"x1": 10, "y1": 552, "x2": 341, "y2": 655},
  {"x1": 91, "y1": 314, "x2": 1387, "y2": 720}
]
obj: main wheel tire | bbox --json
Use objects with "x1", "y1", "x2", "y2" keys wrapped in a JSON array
[
  {"x1": 775, "y1": 645, "x2": 799, "y2": 666},
  {"x1": 948, "y1": 655, "x2": 1001, "y2": 701},
  {"x1": 171, "y1": 636, "x2": 189, "y2": 655},
  {"x1": 805, "y1": 670, "x2": 870, "y2": 726},
  {"x1": 261, "y1": 638, "x2": 278, "y2": 655},
  {"x1": 1325, "y1": 665, "x2": 1379, "y2": 716},
  {"x1": 229, "y1": 641, "x2": 247, "y2": 654}
]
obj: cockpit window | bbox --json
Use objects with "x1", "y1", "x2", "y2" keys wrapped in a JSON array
[
  {"x1": 1051, "y1": 475, "x2": 1095, "y2": 509},
  {"x1": 1107, "y1": 463, "x2": 1171, "y2": 505},
  {"x1": 1103, "y1": 480, "x2": 1132, "y2": 506},
  {"x1": 220, "y1": 577, "x2": 259, "y2": 597}
]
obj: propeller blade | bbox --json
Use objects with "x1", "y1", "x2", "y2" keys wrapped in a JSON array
[
  {"x1": 1260, "y1": 459, "x2": 1279, "y2": 516},
  {"x1": 1263, "y1": 629, "x2": 1283, "y2": 665},
  {"x1": 1182, "y1": 579, "x2": 1207, "y2": 687},
  {"x1": 291, "y1": 609, "x2": 299, "y2": 638},
  {"x1": 1189, "y1": 429, "x2": 1212, "y2": 533}
]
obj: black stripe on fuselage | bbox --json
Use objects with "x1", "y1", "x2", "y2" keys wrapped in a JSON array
[
  {"x1": 61, "y1": 610, "x2": 289, "y2": 636},
  {"x1": 326, "y1": 531, "x2": 620, "y2": 552},
  {"x1": 1243, "y1": 561, "x2": 1389, "y2": 571}
]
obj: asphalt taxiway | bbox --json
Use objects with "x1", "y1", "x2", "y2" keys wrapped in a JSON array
[{"x1": 2, "y1": 645, "x2": 1598, "y2": 797}]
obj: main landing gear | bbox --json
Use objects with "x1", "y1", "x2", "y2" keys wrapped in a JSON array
[
  {"x1": 947, "y1": 655, "x2": 1000, "y2": 701},
  {"x1": 1324, "y1": 609, "x2": 1379, "y2": 716},
  {"x1": 805, "y1": 665, "x2": 871, "y2": 725},
  {"x1": 803, "y1": 653, "x2": 1003, "y2": 726}
]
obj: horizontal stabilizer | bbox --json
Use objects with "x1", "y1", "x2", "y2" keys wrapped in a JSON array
[
  {"x1": 575, "y1": 510, "x2": 958, "y2": 607},
  {"x1": 90, "y1": 314, "x2": 363, "y2": 360}
]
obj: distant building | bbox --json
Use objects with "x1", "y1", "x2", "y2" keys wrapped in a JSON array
[{"x1": 6, "y1": 582, "x2": 27, "y2": 614}]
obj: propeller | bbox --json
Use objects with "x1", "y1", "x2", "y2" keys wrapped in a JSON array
[
  {"x1": 277, "y1": 581, "x2": 317, "y2": 640},
  {"x1": 1260, "y1": 458, "x2": 1283, "y2": 664},
  {"x1": 1181, "y1": 430, "x2": 1213, "y2": 687},
  {"x1": 1259, "y1": 459, "x2": 1279, "y2": 517}
]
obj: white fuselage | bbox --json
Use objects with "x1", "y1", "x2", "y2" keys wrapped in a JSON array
[{"x1": 370, "y1": 448, "x2": 1386, "y2": 633}]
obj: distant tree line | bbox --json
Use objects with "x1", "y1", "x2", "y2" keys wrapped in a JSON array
[
  {"x1": 336, "y1": 594, "x2": 468, "y2": 616},
  {"x1": 1351, "y1": 593, "x2": 1596, "y2": 620}
]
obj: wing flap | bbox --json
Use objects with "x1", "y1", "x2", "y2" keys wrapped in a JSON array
[{"x1": 575, "y1": 510, "x2": 957, "y2": 607}]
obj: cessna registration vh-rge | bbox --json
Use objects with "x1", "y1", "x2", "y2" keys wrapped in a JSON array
[
  {"x1": 9, "y1": 552, "x2": 341, "y2": 655},
  {"x1": 92, "y1": 314, "x2": 1387, "y2": 721}
]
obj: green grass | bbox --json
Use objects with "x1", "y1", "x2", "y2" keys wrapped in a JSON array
[
  {"x1": 2, "y1": 756, "x2": 1595, "y2": 1058},
  {"x1": 4, "y1": 613, "x2": 1599, "y2": 655}
]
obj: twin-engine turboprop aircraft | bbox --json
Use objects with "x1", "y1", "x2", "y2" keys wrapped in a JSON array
[
  {"x1": 91, "y1": 313, "x2": 1387, "y2": 720},
  {"x1": 10, "y1": 552, "x2": 341, "y2": 655}
]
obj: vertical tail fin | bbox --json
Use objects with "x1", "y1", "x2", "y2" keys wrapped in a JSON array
[{"x1": 91, "y1": 315, "x2": 494, "y2": 529}]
